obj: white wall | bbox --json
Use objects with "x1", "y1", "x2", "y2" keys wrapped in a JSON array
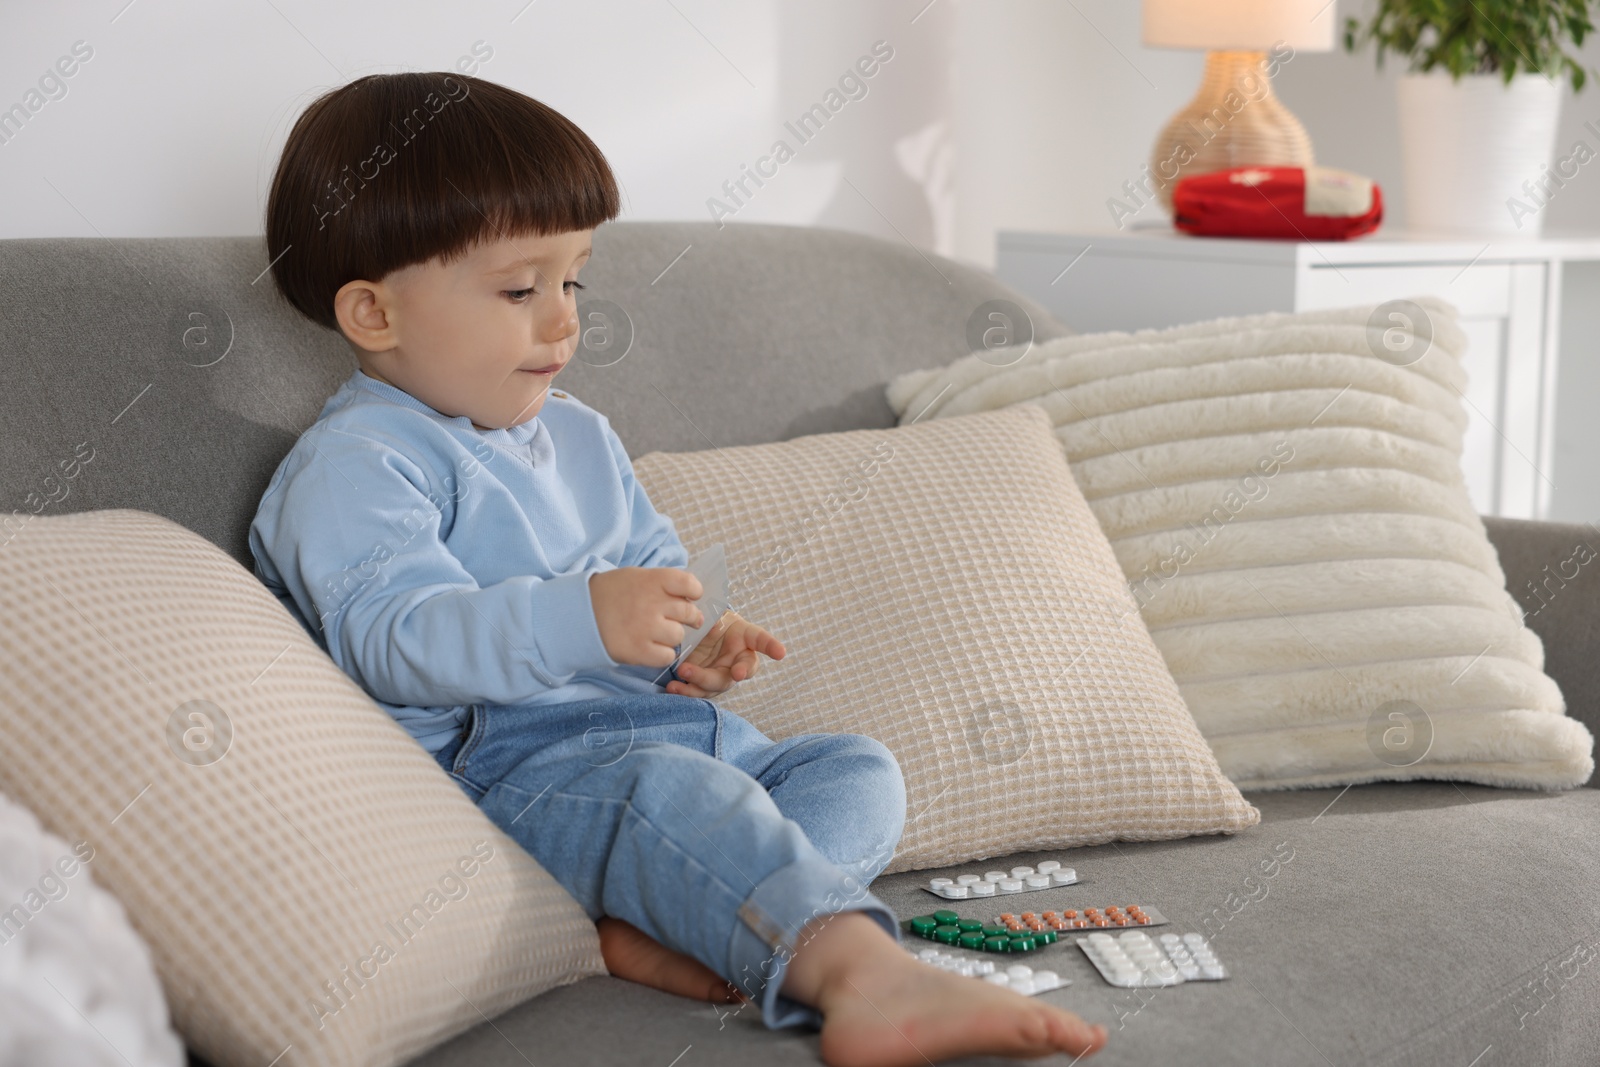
[{"x1": 2, "y1": 0, "x2": 1598, "y2": 268}]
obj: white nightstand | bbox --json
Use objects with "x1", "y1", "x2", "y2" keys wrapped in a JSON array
[{"x1": 995, "y1": 227, "x2": 1600, "y2": 523}]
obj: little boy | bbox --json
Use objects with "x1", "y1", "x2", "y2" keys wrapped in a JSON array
[{"x1": 250, "y1": 71, "x2": 1106, "y2": 1065}]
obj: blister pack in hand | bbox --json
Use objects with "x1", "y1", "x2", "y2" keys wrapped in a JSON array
[{"x1": 653, "y1": 542, "x2": 731, "y2": 686}]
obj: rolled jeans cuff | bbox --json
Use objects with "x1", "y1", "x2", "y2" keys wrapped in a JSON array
[{"x1": 725, "y1": 857, "x2": 901, "y2": 1030}]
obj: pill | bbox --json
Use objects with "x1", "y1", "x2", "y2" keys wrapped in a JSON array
[
  {"x1": 942, "y1": 885, "x2": 969, "y2": 898},
  {"x1": 1010, "y1": 979, "x2": 1036, "y2": 995},
  {"x1": 1036, "y1": 860, "x2": 1061, "y2": 873},
  {"x1": 933, "y1": 910, "x2": 959, "y2": 924},
  {"x1": 972, "y1": 882, "x2": 996, "y2": 896},
  {"x1": 957, "y1": 874, "x2": 983, "y2": 886},
  {"x1": 1025, "y1": 874, "x2": 1051, "y2": 888},
  {"x1": 1011, "y1": 867, "x2": 1035, "y2": 878},
  {"x1": 984, "y1": 972, "x2": 1010, "y2": 985},
  {"x1": 985, "y1": 871, "x2": 1009, "y2": 882},
  {"x1": 929, "y1": 878, "x2": 953, "y2": 889},
  {"x1": 999, "y1": 879, "x2": 1025, "y2": 893},
  {"x1": 1006, "y1": 964, "x2": 1034, "y2": 980},
  {"x1": 1051, "y1": 869, "x2": 1076, "y2": 885}
]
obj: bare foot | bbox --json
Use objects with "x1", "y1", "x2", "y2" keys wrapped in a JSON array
[
  {"x1": 597, "y1": 916, "x2": 745, "y2": 1004},
  {"x1": 784, "y1": 912, "x2": 1108, "y2": 1067}
]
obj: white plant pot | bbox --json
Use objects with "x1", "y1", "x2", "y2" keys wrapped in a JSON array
[{"x1": 1396, "y1": 70, "x2": 1563, "y2": 236}]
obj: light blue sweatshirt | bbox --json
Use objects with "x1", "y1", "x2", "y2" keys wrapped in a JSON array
[{"x1": 248, "y1": 368, "x2": 689, "y2": 754}]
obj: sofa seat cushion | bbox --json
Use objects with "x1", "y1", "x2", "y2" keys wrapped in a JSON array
[{"x1": 409, "y1": 782, "x2": 1600, "y2": 1066}]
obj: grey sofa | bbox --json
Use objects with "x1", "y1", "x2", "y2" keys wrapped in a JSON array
[{"x1": 3, "y1": 221, "x2": 1597, "y2": 1067}]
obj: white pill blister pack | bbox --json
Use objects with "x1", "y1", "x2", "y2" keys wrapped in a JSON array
[
  {"x1": 923, "y1": 860, "x2": 1079, "y2": 899},
  {"x1": 909, "y1": 948, "x2": 1069, "y2": 997},
  {"x1": 1076, "y1": 931, "x2": 1228, "y2": 988},
  {"x1": 653, "y1": 543, "x2": 731, "y2": 686}
]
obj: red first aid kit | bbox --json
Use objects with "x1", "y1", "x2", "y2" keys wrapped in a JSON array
[{"x1": 1172, "y1": 165, "x2": 1383, "y2": 240}]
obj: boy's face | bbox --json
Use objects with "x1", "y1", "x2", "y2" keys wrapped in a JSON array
[{"x1": 335, "y1": 228, "x2": 593, "y2": 430}]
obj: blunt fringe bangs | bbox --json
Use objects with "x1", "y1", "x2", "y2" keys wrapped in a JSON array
[{"x1": 264, "y1": 73, "x2": 620, "y2": 331}]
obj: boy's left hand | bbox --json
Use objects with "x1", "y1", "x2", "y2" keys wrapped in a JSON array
[{"x1": 665, "y1": 610, "x2": 785, "y2": 698}]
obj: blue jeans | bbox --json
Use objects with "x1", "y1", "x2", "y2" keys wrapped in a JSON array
[{"x1": 431, "y1": 692, "x2": 906, "y2": 1029}]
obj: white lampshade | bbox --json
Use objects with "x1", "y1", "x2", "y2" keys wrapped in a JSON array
[{"x1": 1142, "y1": 0, "x2": 1336, "y2": 51}]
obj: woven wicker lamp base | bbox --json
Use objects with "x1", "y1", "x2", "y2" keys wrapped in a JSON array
[{"x1": 1149, "y1": 50, "x2": 1314, "y2": 212}]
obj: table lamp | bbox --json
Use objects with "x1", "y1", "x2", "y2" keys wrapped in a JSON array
[{"x1": 1142, "y1": 0, "x2": 1335, "y2": 211}]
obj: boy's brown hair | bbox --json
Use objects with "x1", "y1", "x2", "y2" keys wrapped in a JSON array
[{"x1": 265, "y1": 73, "x2": 620, "y2": 331}]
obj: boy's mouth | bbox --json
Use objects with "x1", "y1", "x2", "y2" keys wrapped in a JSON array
[{"x1": 520, "y1": 362, "x2": 564, "y2": 376}]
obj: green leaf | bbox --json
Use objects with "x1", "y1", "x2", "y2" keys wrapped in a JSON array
[{"x1": 1344, "y1": 0, "x2": 1600, "y2": 91}]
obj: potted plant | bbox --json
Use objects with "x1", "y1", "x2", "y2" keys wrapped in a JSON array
[{"x1": 1344, "y1": 0, "x2": 1598, "y2": 235}]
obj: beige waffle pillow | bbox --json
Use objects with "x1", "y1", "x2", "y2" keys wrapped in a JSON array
[
  {"x1": 0, "y1": 510, "x2": 603, "y2": 1067},
  {"x1": 633, "y1": 403, "x2": 1258, "y2": 873}
]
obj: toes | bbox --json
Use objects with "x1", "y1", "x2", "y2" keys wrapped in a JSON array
[
  {"x1": 710, "y1": 979, "x2": 745, "y2": 1004},
  {"x1": 1051, "y1": 1011, "x2": 1108, "y2": 1056}
]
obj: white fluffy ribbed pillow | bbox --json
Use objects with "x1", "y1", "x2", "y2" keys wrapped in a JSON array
[
  {"x1": 887, "y1": 298, "x2": 1594, "y2": 791},
  {"x1": 0, "y1": 510, "x2": 604, "y2": 1067}
]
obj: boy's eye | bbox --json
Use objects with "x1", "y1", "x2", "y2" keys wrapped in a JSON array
[{"x1": 504, "y1": 281, "x2": 587, "y2": 302}]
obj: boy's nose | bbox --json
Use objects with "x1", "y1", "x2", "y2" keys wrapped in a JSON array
[{"x1": 540, "y1": 308, "x2": 579, "y2": 344}]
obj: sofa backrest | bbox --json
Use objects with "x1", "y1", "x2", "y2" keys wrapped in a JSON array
[{"x1": 0, "y1": 222, "x2": 1068, "y2": 567}]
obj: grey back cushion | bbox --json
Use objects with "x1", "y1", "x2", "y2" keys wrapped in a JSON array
[{"x1": 0, "y1": 222, "x2": 1067, "y2": 568}]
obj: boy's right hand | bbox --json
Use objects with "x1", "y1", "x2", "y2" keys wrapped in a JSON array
[{"x1": 589, "y1": 567, "x2": 705, "y2": 668}]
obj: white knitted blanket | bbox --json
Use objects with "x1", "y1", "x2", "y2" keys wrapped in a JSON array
[
  {"x1": 0, "y1": 790, "x2": 183, "y2": 1066},
  {"x1": 887, "y1": 298, "x2": 1593, "y2": 790}
]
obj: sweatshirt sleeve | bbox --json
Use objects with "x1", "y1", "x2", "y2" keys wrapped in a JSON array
[
  {"x1": 250, "y1": 427, "x2": 620, "y2": 707},
  {"x1": 606, "y1": 421, "x2": 690, "y2": 571}
]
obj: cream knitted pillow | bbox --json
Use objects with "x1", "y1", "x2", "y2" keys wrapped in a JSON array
[
  {"x1": 633, "y1": 403, "x2": 1259, "y2": 874},
  {"x1": 886, "y1": 299, "x2": 1595, "y2": 791},
  {"x1": 0, "y1": 510, "x2": 604, "y2": 1067}
]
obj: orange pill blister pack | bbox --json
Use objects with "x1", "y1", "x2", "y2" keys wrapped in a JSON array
[{"x1": 996, "y1": 905, "x2": 1168, "y2": 935}]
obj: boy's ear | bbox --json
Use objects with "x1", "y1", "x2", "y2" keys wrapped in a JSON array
[{"x1": 333, "y1": 278, "x2": 398, "y2": 353}]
